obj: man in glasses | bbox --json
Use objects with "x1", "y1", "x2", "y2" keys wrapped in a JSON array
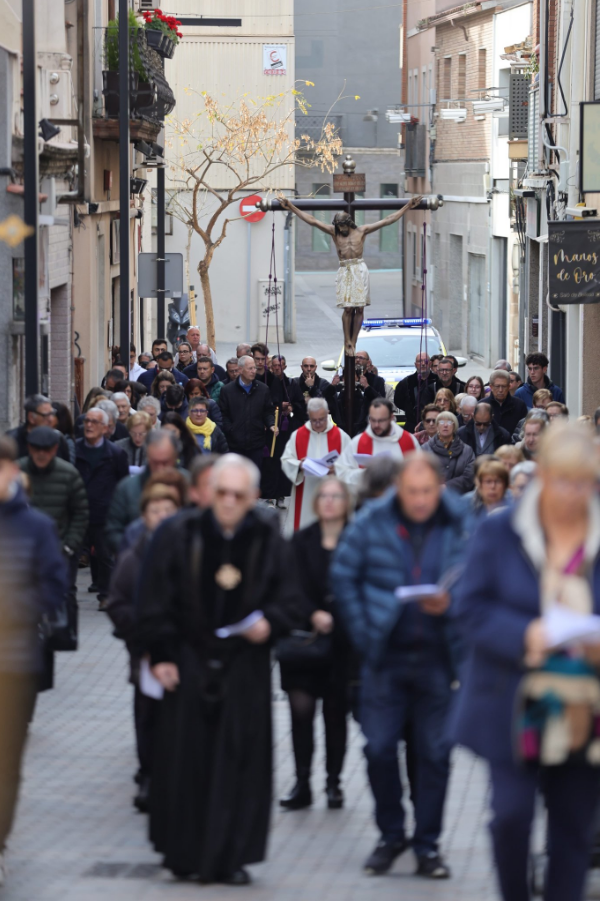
[
  {"x1": 430, "y1": 357, "x2": 465, "y2": 398},
  {"x1": 281, "y1": 397, "x2": 351, "y2": 534},
  {"x1": 136, "y1": 454, "x2": 302, "y2": 886},
  {"x1": 394, "y1": 353, "x2": 436, "y2": 434},
  {"x1": 457, "y1": 402, "x2": 510, "y2": 457},
  {"x1": 7, "y1": 394, "x2": 71, "y2": 462},
  {"x1": 335, "y1": 398, "x2": 419, "y2": 490}
]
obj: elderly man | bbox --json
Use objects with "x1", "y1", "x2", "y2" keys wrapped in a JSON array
[
  {"x1": 96, "y1": 398, "x2": 128, "y2": 441},
  {"x1": 182, "y1": 326, "x2": 218, "y2": 366},
  {"x1": 136, "y1": 454, "x2": 301, "y2": 885},
  {"x1": 7, "y1": 394, "x2": 71, "y2": 461},
  {"x1": 288, "y1": 357, "x2": 332, "y2": 427},
  {"x1": 236, "y1": 342, "x2": 252, "y2": 359},
  {"x1": 517, "y1": 411, "x2": 547, "y2": 461},
  {"x1": 493, "y1": 359, "x2": 512, "y2": 372},
  {"x1": 222, "y1": 358, "x2": 240, "y2": 385},
  {"x1": 394, "y1": 353, "x2": 436, "y2": 433},
  {"x1": 458, "y1": 403, "x2": 510, "y2": 457},
  {"x1": 281, "y1": 398, "x2": 351, "y2": 534},
  {"x1": 218, "y1": 355, "x2": 277, "y2": 474},
  {"x1": 331, "y1": 454, "x2": 469, "y2": 880},
  {"x1": 458, "y1": 395, "x2": 478, "y2": 426},
  {"x1": 355, "y1": 349, "x2": 387, "y2": 399},
  {"x1": 75, "y1": 408, "x2": 128, "y2": 606},
  {"x1": 335, "y1": 398, "x2": 418, "y2": 490},
  {"x1": 105, "y1": 431, "x2": 183, "y2": 553},
  {"x1": 480, "y1": 371, "x2": 528, "y2": 437}
]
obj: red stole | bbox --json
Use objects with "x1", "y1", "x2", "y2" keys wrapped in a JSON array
[
  {"x1": 293, "y1": 425, "x2": 342, "y2": 531},
  {"x1": 356, "y1": 428, "x2": 415, "y2": 466}
]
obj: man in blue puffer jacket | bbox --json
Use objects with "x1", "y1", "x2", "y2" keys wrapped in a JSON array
[
  {"x1": 0, "y1": 434, "x2": 67, "y2": 883},
  {"x1": 331, "y1": 454, "x2": 471, "y2": 881}
]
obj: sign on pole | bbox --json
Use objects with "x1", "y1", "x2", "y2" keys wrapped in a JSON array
[
  {"x1": 240, "y1": 195, "x2": 266, "y2": 223},
  {"x1": 548, "y1": 221, "x2": 600, "y2": 305},
  {"x1": 138, "y1": 252, "x2": 184, "y2": 298}
]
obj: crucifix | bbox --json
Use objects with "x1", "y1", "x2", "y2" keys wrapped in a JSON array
[{"x1": 258, "y1": 155, "x2": 443, "y2": 435}]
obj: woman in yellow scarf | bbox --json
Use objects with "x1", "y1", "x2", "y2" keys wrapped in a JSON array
[{"x1": 186, "y1": 397, "x2": 229, "y2": 454}]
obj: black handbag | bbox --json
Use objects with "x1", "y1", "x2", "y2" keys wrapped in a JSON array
[
  {"x1": 47, "y1": 595, "x2": 78, "y2": 652},
  {"x1": 275, "y1": 630, "x2": 333, "y2": 668}
]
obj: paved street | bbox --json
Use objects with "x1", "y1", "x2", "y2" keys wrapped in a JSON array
[{"x1": 2, "y1": 570, "x2": 504, "y2": 901}]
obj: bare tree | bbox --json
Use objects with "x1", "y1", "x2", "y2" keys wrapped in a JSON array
[{"x1": 166, "y1": 85, "x2": 342, "y2": 347}]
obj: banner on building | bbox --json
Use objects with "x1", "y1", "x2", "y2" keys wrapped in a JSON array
[
  {"x1": 548, "y1": 220, "x2": 600, "y2": 305},
  {"x1": 263, "y1": 45, "x2": 287, "y2": 76}
]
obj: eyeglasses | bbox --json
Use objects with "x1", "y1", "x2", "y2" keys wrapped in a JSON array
[
  {"x1": 317, "y1": 493, "x2": 346, "y2": 501},
  {"x1": 84, "y1": 417, "x2": 104, "y2": 425},
  {"x1": 310, "y1": 417, "x2": 328, "y2": 425},
  {"x1": 424, "y1": 418, "x2": 437, "y2": 424},
  {"x1": 215, "y1": 487, "x2": 248, "y2": 501},
  {"x1": 480, "y1": 478, "x2": 503, "y2": 487},
  {"x1": 438, "y1": 369, "x2": 452, "y2": 376},
  {"x1": 36, "y1": 410, "x2": 54, "y2": 419}
]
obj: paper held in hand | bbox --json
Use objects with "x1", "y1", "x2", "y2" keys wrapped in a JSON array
[
  {"x1": 140, "y1": 657, "x2": 164, "y2": 700},
  {"x1": 215, "y1": 609, "x2": 264, "y2": 639},
  {"x1": 394, "y1": 566, "x2": 464, "y2": 605},
  {"x1": 354, "y1": 451, "x2": 392, "y2": 468},
  {"x1": 544, "y1": 606, "x2": 600, "y2": 650},
  {"x1": 302, "y1": 449, "x2": 340, "y2": 478}
]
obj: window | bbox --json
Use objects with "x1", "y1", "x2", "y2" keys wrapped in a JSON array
[
  {"x1": 458, "y1": 54, "x2": 466, "y2": 102},
  {"x1": 478, "y1": 49, "x2": 487, "y2": 91},
  {"x1": 422, "y1": 68, "x2": 427, "y2": 109},
  {"x1": 311, "y1": 183, "x2": 331, "y2": 252},
  {"x1": 354, "y1": 191, "x2": 365, "y2": 227},
  {"x1": 379, "y1": 184, "x2": 399, "y2": 253},
  {"x1": 442, "y1": 57, "x2": 452, "y2": 100}
]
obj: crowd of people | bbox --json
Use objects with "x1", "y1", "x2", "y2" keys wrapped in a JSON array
[{"x1": 2, "y1": 327, "x2": 600, "y2": 901}]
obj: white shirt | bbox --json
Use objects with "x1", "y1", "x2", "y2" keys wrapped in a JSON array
[{"x1": 334, "y1": 422, "x2": 419, "y2": 490}]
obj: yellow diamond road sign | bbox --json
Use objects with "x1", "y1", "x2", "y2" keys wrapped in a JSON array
[{"x1": 0, "y1": 215, "x2": 34, "y2": 248}]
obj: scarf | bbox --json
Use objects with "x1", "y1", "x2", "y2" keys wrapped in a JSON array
[{"x1": 186, "y1": 416, "x2": 216, "y2": 449}]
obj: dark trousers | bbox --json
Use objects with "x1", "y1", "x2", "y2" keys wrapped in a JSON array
[
  {"x1": 489, "y1": 761, "x2": 600, "y2": 901},
  {"x1": 0, "y1": 675, "x2": 36, "y2": 849},
  {"x1": 360, "y1": 653, "x2": 453, "y2": 857},
  {"x1": 287, "y1": 685, "x2": 347, "y2": 784},
  {"x1": 236, "y1": 447, "x2": 265, "y2": 472},
  {"x1": 87, "y1": 523, "x2": 113, "y2": 595},
  {"x1": 134, "y1": 686, "x2": 159, "y2": 778}
]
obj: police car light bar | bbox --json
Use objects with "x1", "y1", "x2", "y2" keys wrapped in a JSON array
[{"x1": 362, "y1": 317, "x2": 432, "y2": 328}]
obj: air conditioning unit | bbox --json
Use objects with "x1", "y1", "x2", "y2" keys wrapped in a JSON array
[
  {"x1": 138, "y1": 0, "x2": 160, "y2": 9},
  {"x1": 472, "y1": 98, "x2": 505, "y2": 114},
  {"x1": 440, "y1": 108, "x2": 467, "y2": 122},
  {"x1": 386, "y1": 109, "x2": 411, "y2": 123}
]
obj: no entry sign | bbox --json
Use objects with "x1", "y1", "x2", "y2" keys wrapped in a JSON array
[{"x1": 239, "y1": 195, "x2": 265, "y2": 224}]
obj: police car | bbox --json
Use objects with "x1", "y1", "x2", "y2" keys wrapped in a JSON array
[{"x1": 321, "y1": 317, "x2": 466, "y2": 389}]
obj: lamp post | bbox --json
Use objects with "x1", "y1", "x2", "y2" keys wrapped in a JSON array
[
  {"x1": 23, "y1": 0, "x2": 39, "y2": 394},
  {"x1": 118, "y1": 0, "x2": 130, "y2": 364}
]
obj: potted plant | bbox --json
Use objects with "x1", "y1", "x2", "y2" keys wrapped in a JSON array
[
  {"x1": 142, "y1": 8, "x2": 182, "y2": 60},
  {"x1": 103, "y1": 10, "x2": 148, "y2": 117}
]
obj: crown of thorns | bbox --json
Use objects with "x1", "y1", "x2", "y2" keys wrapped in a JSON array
[{"x1": 332, "y1": 213, "x2": 357, "y2": 232}]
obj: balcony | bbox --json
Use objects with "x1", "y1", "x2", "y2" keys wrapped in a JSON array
[
  {"x1": 92, "y1": 26, "x2": 176, "y2": 143},
  {"x1": 405, "y1": 123, "x2": 426, "y2": 178}
]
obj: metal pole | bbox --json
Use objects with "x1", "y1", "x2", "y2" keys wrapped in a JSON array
[
  {"x1": 156, "y1": 165, "x2": 166, "y2": 337},
  {"x1": 118, "y1": 0, "x2": 130, "y2": 362},
  {"x1": 246, "y1": 222, "x2": 252, "y2": 342},
  {"x1": 343, "y1": 190, "x2": 356, "y2": 437},
  {"x1": 23, "y1": 0, "x2": 39, "y2": 395}
]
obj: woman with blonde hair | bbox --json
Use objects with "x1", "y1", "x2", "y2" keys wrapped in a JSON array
[
  {"x1": 471, "y1": 456, "x2": 509, "y2": 515},
  {"x1": 454, "y1": 423, "x2": 600, "y2": 901},
  {"x1": 434, "y1": 388, "x2": 457, "y2": 415},
  {"x1": 424, "y1": 410, "x2": 475, "y2": 493},
  {"x1": 494, "y1": 443, "x2": 523, "y2": 473}
]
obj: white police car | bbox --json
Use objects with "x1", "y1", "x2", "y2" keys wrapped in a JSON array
[{"x1": 321, "y1": 317, "x2": 466, "y2": 389}]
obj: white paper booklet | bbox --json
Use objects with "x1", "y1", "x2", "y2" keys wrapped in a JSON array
[
  {"x1": 139, "y1": 657, "x2": 164, "y2": 700},
  {"x1": 215, "y1": 609, "x2": 264, "y2": 639},
  {"x1": 354, "y1": 452, "x2": 391, "y2": 467},
  {"x1": 544, "y1": 606, "x2": 600, "y2": 650},
  {"x1": 302, "y1": 449, "x2": 340, "y2": 478}
]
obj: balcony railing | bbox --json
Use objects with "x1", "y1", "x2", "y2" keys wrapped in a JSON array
[{"x1": 296, "y1": 115, "x2": 344, "y2": 153}]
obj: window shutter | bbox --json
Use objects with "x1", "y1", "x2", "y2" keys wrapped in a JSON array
[{"x1": 509, "y1": 73, "x2": 529, "y2": 139}]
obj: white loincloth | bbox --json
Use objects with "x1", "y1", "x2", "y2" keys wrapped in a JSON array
[{"x1": 335, "y1": 258, "x2": 371, "y2": 308}]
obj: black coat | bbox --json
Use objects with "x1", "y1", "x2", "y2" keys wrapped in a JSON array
[
  {"x1": 457, "y1": 419, "x2": 511, "y2": 456},
  {"x1": 135, "y1": 507, "x2": 303, "y2": 879},
  {"x1": 288, "y1": 374, "x2": 332, "y2": 427},
  {"x1": 7, "y1": 424, "x2": 71, "y2": 463},
  {"x1": 478, "y1": 393, "x2": 528, "y2": 437},
  {"x1": 326, "y1": 375, "x2": 383, "y2": 433},
  {"x1": 430, "y1": 376, "x2": 466, "y2": 397},
  {"x1": 110, "y1": 421, "x2": 129, "y2": 442},
  {"x1": 218, "y1": 379, "x2": 275, "y2": 452},
  {"x1": 74, "y1": 438, "x2": 129, "y2": 525},
  {"x1": 393, "y1": 371, "x2": 436, "y2": 433},
  {"x1": 18, "y1": 456, "x2": 89, "y2": 549}
]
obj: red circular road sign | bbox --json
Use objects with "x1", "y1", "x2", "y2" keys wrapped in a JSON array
[{"x1": 239, "y1": 194, "x2": 266, "y2": 223}]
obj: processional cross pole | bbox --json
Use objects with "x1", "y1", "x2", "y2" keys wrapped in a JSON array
[{"x1": 258, "y1": 154, "x2": 443, "y2": 437}]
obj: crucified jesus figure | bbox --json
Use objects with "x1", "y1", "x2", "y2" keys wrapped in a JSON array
[{"x1": 279, "y1": 195, "x2": 422, "y2": 355}]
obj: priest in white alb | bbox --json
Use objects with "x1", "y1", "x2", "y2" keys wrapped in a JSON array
[
  {"x1": 281, "y1": 398, "x2": 351, "y2": 535},
  {"x1": 335, "y1": 397, "x2": 419, "y2": 490}
]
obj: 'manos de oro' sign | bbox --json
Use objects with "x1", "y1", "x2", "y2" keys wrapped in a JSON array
[{"x1": 548, "y1": 221, "x2": 600, "y2": 304}]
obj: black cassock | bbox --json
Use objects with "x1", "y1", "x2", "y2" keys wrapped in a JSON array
[
  {"x1": 136, "y1": 508, "x2": 303, "y2": 880},
  {"x1": 260, "y1": 373, "x2": 293, "y2": 500}
]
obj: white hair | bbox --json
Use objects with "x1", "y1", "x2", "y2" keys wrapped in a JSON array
[
  {"x1": 307, "y1": 398, "x2": 329, "y2": 414},
  {"x1": 238, "y1": 355, "x2": 254, "y2": 368},
  {"x1": 459, "y1": 396, "x2": 478, "y2": 410},
  {"x1": 96, "y1": 399, "x2": 118, "y2": 423},
  {"x1": 112, "y1": 392, "x2": 130, "y2": 405},
  {"x1": 138, "y1": 396, "x2": 161, "y2": 414},
  {"x1": 87, "y1": 408, "x2": 109, "y2": 426},
  {"x1": 213, "y1": 453, "x2": 260, "y2": 490}
]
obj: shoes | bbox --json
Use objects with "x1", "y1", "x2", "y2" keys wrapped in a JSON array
[
  {"x1": 279, "y1": 779, "x2": 312, "y2": 810},
  {"x1": 221, "y1": 868, "x2": 251, "y2": 886},
  {"x1": 97, "y1": 595, "x2": 108, "y2": 611},
  {"x1": 416, "y1": 853, "x2": 450, "y2": 879},
  {"x1": 88, "y1": 582, "x2": 99, "y2": 593},
  {"x1": 364, "y1": 838, "x2": 410, "y2": 876},
  {"x1": 326, "y1": 781, "x2": 344, "y2": 810},
  {"x1": 133, "y1": 776, "x2": 150, "y2": 813}
]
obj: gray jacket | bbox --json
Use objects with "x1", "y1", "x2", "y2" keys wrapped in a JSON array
[{"x1": 424, "y1": 435, "x2": 475, "y2": 494}]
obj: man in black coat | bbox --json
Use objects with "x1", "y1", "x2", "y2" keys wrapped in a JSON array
[
  {"x1": 288, "y1": 357, "x2": 332, "y2": 427},
  {"x1": 218, "y1": 355, "x2": 276, "y2": 474},
  {"x1": 75, "y1": 407, "x2": 129, "y2": 605},
  {"x1": 393, "y1": 353, "x2": 436, "y2": 433},
  {"x1": 479, "y1": 370, "x2": 528, "y2": 438},
  {"x1": 7, "y1": 394, "x2": 71, "y2": 462},
  {"x1": 458, "y1": 403, "x2": 511, "y2": 456},
  {"x1": 430, "y1": 357, "x2": 466, "y2": 397}
]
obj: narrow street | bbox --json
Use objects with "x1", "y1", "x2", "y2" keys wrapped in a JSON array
[{"x1": 3, "y1": 574, "x2": 500, "y2": 901}]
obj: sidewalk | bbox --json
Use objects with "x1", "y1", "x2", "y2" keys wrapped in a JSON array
[{"x1": 3, "y1": 572, "x2": 504, "y2": 901}]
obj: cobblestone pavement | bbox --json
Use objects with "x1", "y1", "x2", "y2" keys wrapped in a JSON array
[{"x1": 2, "y1": 571, "x2": 506, "y2": 901}]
